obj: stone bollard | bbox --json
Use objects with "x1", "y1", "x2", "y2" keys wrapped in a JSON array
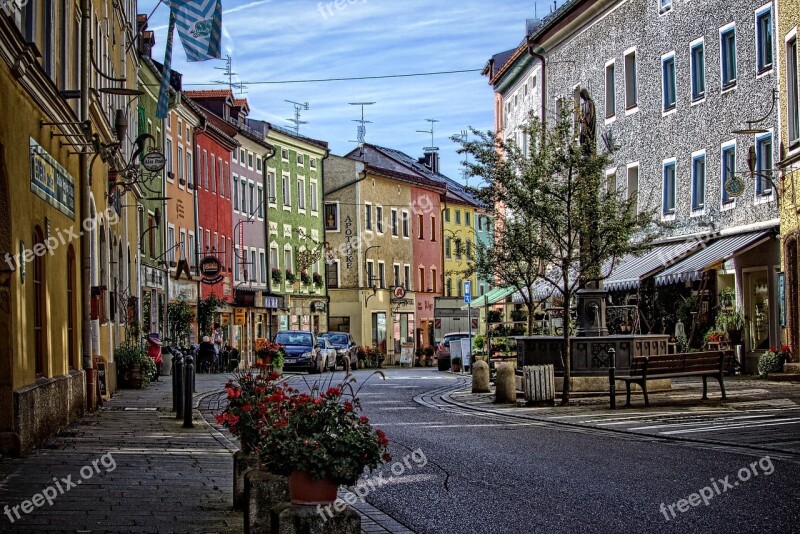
[
  {"x1": 245, "y1": 470, "x2": 290, "y2": 534},
  {"x1": 471, "y1": 361, "x2": 491, "y2": 393},
  {"x1": 234, "y1": 451, "x2": 261, "y2": 511},
  {"x1": 495, "y1": 363, "x2": 516, "y2": 404},
  {"x1": 271, "y1": 502, "x2": 360, "y2": 534}
]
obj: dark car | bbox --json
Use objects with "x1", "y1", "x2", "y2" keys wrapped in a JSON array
[
  {"x1": 318, "y1": 332, "x2": 358, "y2": 369},
  {"x1": 274, "y1": 331, "x2": 331, "y2": 373}
]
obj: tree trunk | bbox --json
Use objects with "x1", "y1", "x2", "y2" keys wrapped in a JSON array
[
  {"x1": 526, "y1": 301, "x2": 535, "y2": 335},
  {"x1": 561, "y1": 289, "x2": 571, "y2": 405}
]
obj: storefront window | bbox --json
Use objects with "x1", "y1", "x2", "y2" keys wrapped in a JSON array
[
  {"x1": 748, "y1": 270, "x2": 770, "y2": 350},
  {"x1": 372, "y1": 312, "x2": 387, "y2": 353}
]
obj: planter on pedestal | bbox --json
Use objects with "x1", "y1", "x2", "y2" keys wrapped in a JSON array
[
  {"x1": 244, "y1": 468, "x2": 289, "y2": 534},
  {"x1": 234, "y1": 450, "x2": 260, "y2": 510},
  {"x1": 288, "y1": 470, "x2": 338, "y2": 505}
]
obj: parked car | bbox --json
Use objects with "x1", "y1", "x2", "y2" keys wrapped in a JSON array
[
  {"x1": 273, "y1": 331, "x2": 331, "y2": 373},
  {"x1": 318, "y1": 332, "x2": 358, "y2": 369},
  {"x1": 317, "y1": 337, "x2": 337, "y2": 372},
  {"x1": 436, "y1": 332, "x2": 472, "y2": 371}
]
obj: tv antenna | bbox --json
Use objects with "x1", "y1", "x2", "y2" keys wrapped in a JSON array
[
  {"x1": 348, "y1": 102, "x2": 375, "y2": 144},
  {"x1": 285, "y1": 100, "x2": 309, "y2": 135},
  {"x1": 416, "y1": 119, "x2": 440, "y2": 152},
  {"x1": 454, "y1": 130, "x2": 470, "y2": 187},
  {"x1": 213, "y1": 55, "x2": 247, "y2": 94}
]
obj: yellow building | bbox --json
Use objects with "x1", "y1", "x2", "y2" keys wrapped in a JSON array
[
  {"x1": 442, "y1": 194, "x2": 478, "y2": 300},
  {"x1": 0, "y1": 1, "x2": 140, "y2": 455},
  {"x1": 779, "y1": 0, "x2": 800, "y2": 353}
]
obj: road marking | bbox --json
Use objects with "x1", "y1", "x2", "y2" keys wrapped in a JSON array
[
  {"x1": 660, "y1": 417, "x2": 800, "y2": 435},
  {"x1": 628, "y1": 414, "x2": 778, "y2": 431}
]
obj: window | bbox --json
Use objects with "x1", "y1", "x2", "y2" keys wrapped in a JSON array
[
  {"x1": 662, "y1": 160, "x2": 676, "y2": 215},
  {"x1": 721, "y1": 25, "x2": 737, "y2": 88},
  {"x1": 445, "y1": 237, "x2": 452, "y2": 258},
  {"x1": 662, "y1": 54, "x2": 676, "y2": 111},
  {"x1": 430, "y1": 216, "x2": 436, "y2": 241},
  {"x1": 168, "y1": 226, "x2": 176, "y2": 262},
  {"x1": 281, "y1": 148, "x2": 289, "y2": 161},
  {"x1": 260, "y1": 251, "x2": 267, "y2": 283},
  {"x1": 257, "y1": 157, "x2": 262, "y2": 172},
  {"x1": 690, "y1": 40, "x2": 705, "y2": 101},
  {"x1": 722, "y1": 143, "x2": 736, "y2": 204},
  {"x1": 284, "y1": 248, "x2": 293, "y2": 272},
  {"x1": 432, "y1": 268, "x2": 438, "y2": 293},
  {"x1": 402, "y1": 210, "x2": 409, "y2": 237},
  {"x1": 326, "y1": 261, "x2": 339, "y2": 288},
  {"x1": 232, "y1": 149, "x2": 237, "y2": 162},
  {"x1": 268, "y1": 171, "x2": 277, "y2": 204},
  {"x1": 404, "y1": 265, "x2": 411, "y2": 290},
  {"x1": 270, "y1": 247, "x2": 278, "y2": 274},
  {"x1": 210, "y1": 153, "x2": 216, "y2": 192},
  {"x1": 365, "y1": 204, "x2": 373, "y2": 230},
  {"x1": 366, "y1": 260, "x2": 375, "y2": 287},
  {"x1": 177, "y1": 146, "x2": 184, "y2": 183},
  {"x1": 466, "y1": 241, "x2": 473, "y2": 261},
  {"x1": 605, "y1": 60, "x2": 616, "y2": 119},
  {"x1": 179, "y1": 230, "x2": 187, "y2": 261},
  {"x1": 235, "y1": 247, "x2": 241, "y2": 280},
  {"x1": 391, "y1": 209, "x2": 398, "y2": 236},
  {"x1": 186, "y1": 152, "x2": 193, "y2": 187},
  {"x1": 788, "y1": 37, "x2": 799, "y2": 145},
  {"x1": 419, "y1": 267, "x2": 425, "y2": 291},
  {"x1": 393, "y1": 264, "x2": 401, "y2": 287},
  {"x1": 418, "y1": 214, "x2": 424, "y2": 238},
  {"x1": 659, "y1": 0, "x2": 671, "y2": 13},
  {"x1": 756, "y1": 8, "x2": 773, "y2": 73},
  {"x1": 624, "y1": 50, "x2": 637, "y2": 109},
  {"x1": 478, "y1": 216, "x2": 483, "y2": 231},
  {"x1": 445, "y1": 277, "x2": 452, "y2": 297},
  {"x1": 444, "y1": 208, "x2": 450, "y2": 223},
  {"x1": 627, "y1": 164, "x2": 639, "y2": 208},
  {"x1": 240, "y1": 149, "x2": 246, "y2": 163},
  {"x1": 248, "y1": 153, "x2": 253, "y2": 168},
  {"x1": 165, "y1": 138, "x2": 173, "y2": 177},
  {"x1": 188, "y1": 233, "x2": 195, "y2": 267},
  {"x1": 297, "y1": 153, "x2": 304, "y2": 166},
  {"x1": 249, "y1": 182, "x2": 255, "y2": 214},
  {"x1": 282, "y1": 173, "x2": 291, "y2": 207},
  {"x1": 250, "y1": 250, "x2": 257, "y2": 283},
  {"x1": 310, "y1": 181, "x2": 318, "y2": 212},
  {"x1": 203, "y1": 150, "x2": 208, "y2": 188},
  {"x1": 297, "y1": 178, "x2": 306, "y2": 210},
  {"x1": 376, "y1": 206, "x2": 384, "y2": 233},
  {"x1": 455, "y1": 210, "x2": 461, "y2": 225},
  {"x1": 258, "y1": 186, "x2": 264, "y2": 218},
  {"x1": 240, "y1": 180, "x2": 247, "y2": 213},
  {"x1": 465, "y1": 211, "x2": 471, "y2": 227},
  {"x1": 310, "y1": 158, "x2": 317, "y2": 169},
  {"x1": 325, "y1": 203, "x2": 339, "y2": 231},
  {"x1": 218, "y1": 160, "x2": 224, "y2": 195},
  {"x1": 455, "y1": 238, "x2": 463, "y2": 260},
  {"x1": 756, "y1": 134, "x2": 773, "y2": 196},
  {"x1": 692, "y1": 153, "x2": 706, "y2": 211}
]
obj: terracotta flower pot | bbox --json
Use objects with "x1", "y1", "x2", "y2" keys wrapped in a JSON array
[{"x1": 288, "y1": 470, "x2": 338, "y2": 504}]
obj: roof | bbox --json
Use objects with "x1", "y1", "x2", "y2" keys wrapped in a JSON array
[
  {"x1": 184, "y1": 89, "x2": 235, "y2": 100},
  {"x1": 246, "y1": 119, "x2": 329, "y2": 151},
  {"x1": 183, "y1": 96, "x2": 240, "y2": 149},
  {"x1": 367, "y1": 165, "x2": 447, "y2": 192}
]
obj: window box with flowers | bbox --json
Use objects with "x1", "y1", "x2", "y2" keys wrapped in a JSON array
[
  {"x1": 300, "y1": 270, "x2": 311, "y2": 285},
  {"x1": 271, "y1": 268, "x2": 283, "y2": 285},
  {"x1": 313, "y1": 272, "x2": 324, "y2": 288},
  {"x1": 285, "y1": 269, "x2": 297, "y2": 284}
]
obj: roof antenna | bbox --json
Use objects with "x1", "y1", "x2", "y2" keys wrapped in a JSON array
[
  {"x1": 348, "y1": 102, "x2": 375, "y2": 144},
  {"x1": 416, "y1": 119, "x2": 440, "y2": 153},
  {"x1": 213, "y1": 55, "x2": 246, "y2": 94},
  {"x1": 285, "y1": 100, "x2": 309, "y2": 135}
]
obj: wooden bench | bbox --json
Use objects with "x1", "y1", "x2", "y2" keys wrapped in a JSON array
[{"x1": 619, "y1": 351, "x2": 732, "y2": 407}]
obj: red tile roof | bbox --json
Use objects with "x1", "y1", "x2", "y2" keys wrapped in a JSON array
[{"x1": 184, "y1": 89, "x2": 234, "y2": 100}]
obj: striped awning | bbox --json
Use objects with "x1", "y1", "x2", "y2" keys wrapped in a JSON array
[
  {"x1": 461, "y1": 286, "x2": 515, "y2": 309},
  {"x1": 655, "y1": 231, "x2": 773, "y2": 286},
  {"x1": 604, "y1": 240, "x2": 701, "y2": 292},
  {"x1": 513, "y1": 278, "x2": 560, "y2": 303}
]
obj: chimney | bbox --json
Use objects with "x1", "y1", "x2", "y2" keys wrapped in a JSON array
[{"x1": 420, "y1": 151, "x2": 440, "y2": 174}]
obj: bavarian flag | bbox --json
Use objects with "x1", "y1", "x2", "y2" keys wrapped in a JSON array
[{"x1": 169, "y1": 0, "x2": 223, "y2": 62}]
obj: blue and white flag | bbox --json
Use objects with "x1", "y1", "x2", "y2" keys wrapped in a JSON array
[
  {"x1": 169, "y1": 0, "x2": 223, "y2": 62},
  {"x1": 156, "y1": 10, "x2": 176, "y2": 119}
]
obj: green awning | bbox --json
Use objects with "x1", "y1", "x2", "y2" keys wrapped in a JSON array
[{"x1": 461, "y1": 286, "x2": 515, "y2": 309}]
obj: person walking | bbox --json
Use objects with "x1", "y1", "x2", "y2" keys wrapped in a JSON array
[{"x1": 146, "y1": 333, "x2": 163, "y2": 380}]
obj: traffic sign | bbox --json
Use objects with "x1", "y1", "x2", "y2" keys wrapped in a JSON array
[{"x1": 464, "y1": 281, "x2": 471, "y2": 304}]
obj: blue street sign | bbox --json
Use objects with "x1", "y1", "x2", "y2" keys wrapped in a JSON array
[{"x1": 464, "y1": 281, "x2": 471, "y2": 304}]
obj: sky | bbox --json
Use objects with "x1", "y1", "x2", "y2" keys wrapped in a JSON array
[{"x1": 139, "y1": 0, "x2": 562, "y2": 182}]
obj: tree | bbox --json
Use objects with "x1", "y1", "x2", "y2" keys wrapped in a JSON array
[
  {"x1": 197, "y1": 294, "x2": 226, "y2": 338},
  {"x1": 458, "y1": 107, "x2": 660, "y2": 404},
  {"x1": 167, "y1": 299, "x2": 195, "y2": 346}
]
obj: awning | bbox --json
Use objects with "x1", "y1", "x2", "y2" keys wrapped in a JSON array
[
  {"x1": 462, "y1": 286, "x2": 516, "y2": 309},
  {"x1": 655, "y1": 231, "x2": 773, "y2": 286},
  {"x1": 513, "y1": 278, "x2": 560, "y2": 303},
  {"x1": 604, "y1": 240, "x2": 701, "y2": 291}
]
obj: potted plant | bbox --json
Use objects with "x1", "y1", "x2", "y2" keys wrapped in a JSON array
[
  {"x1": 255, "y1": 339, "x2": 285, "y2": 373},
  {"x1": 285, "y1": 269, "x2": 297, "y2": 284},
  {"x1": 510, "y1": 309, "x2": 527, "y2": 323},
  {"x1": 256, "y1": 384, "x2": 391, "y2": 504},
  {"x1": 716, "y1": 308, "x2": 745, "y2": 345},
  {"x1": 704, "y1": 328, "x2": 726, "y2": 347},
  {"x1": 115, "y1": 342, "x2": 156, "y2": 389},
  {"x1": 423, "y1": 345, "x2": 434, "y2": 366},
  {"x1": 758, "y1": 349, "x2": 784, "y2": 377},
  {"x1": 300, "y1": 270, "x2": 311, "y2": 285},
  {"x1": 776, "y1": 345, "x2": 794, "y2": 366},
  {"x1": 414, "y1": 348, "x2": 423, "y2": 367},
  {"x1": 487, "y1": 310, "x2": 502, "y2": 323},
  {"x1": 271, "y1": 267, "x2": 283, "y2": 285},
  {"x1": 313, "y1": 272, "x2": 324, "y2": 288},
  {"x1": 451, "y1": 357, "x2": 462, "y2": 372}
]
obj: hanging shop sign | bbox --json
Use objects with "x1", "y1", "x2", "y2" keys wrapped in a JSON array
[
  {"x1": 142, "y1": 150, "x2": 166, "y2": 173},
  {"x1": 234, "y1": 307, "x2": 247, "y2": 325},
  {"x1": 30, "y1": 138, "x2": 75, "y2": 219},
  {"x1": 311, "y1": 300, "x2": 326, "y2": 312},
  {"x1": 200, "y1": 255, "x2": 224, "y2": 285}
]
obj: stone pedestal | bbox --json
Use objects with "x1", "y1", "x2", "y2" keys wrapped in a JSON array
[
  {"x1": 234, "y1": 450, "x2": 261, "y2": 510},
  {"x1": 575, "y1": 286, "x2": 609, "y2": 337},
  {"x1": 471, "y1": 361, "x2": 490, "y2": 393},
  {"x1": 245, "y1": 469, "x2": 290, "y2": 534},
  {"x1": 271, "y1": 502, "x2": 360, "y2": 534},
  {"x1": 494, "y1": 363, "x2": 516, "y2": 404}
]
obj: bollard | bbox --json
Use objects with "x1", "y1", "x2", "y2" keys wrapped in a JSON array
[
  {"x1": 472, "y1": 361, "x2": 491, "y2": 393},
  {"x1": 494, "y1": 363, "x2": 516, "y2": 404},
  {"x1": 608, "y1": 347, "x2": 617, "y2": 410},
  {"x1": 183, "y1": 355, "x2": 194, "y2": 428},
  {"x1": 192, "y1": 350, "x2": 197, "y2": 393},
  {"x1": 175, "y1": 354, "x2": 184, "y2": 419}
]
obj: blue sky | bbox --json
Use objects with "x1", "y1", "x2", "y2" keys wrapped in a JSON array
[{"x1": 140, "y1": 1, "x2": 559, "y2": 182}]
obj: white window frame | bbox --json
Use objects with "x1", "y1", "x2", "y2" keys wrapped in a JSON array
[
  {"x1": 626, "y1": 162, "x2": 640, "y2": 214},
  {"x1": 690, "y1": 37, "x2": 706, "y2": 104},
  {"x1": 721, "y1": 140, "x2": 737, "y2": 210},
  {"x1": 604, "y1": 58, "x2": 616, "y2": 123},
  {"x1": 365, "y1": 202, "x2": 373, "y2": 232},
  {"x1": 297, "y1": 176, "x2": 306, "y2": 213},
  {"x1": 605, "y1": 167, "x2": 618, "y2": 194},
  {"x1": 754, "y1": 130, "x2": 775, "y2": 203},
  {"x1": 310, "y1": 179, "x2": 318, "y2": 214},
  {"x1": 659, "y1": 0, "x2": 672, "y2": 15},
  {"x1": 755, "y1": 4, "x2": 773, "y2": 76},
  {"x1": 401, "y1": 209, "x2": 410, "y2": 238},
  {"x1": 661, "y1": 51, "x2": 677, "y2": 115},
  {"x1": 282, "y1": 171, "x2": 292, "y2": 211},
  {"x1": 691, "y1": 149, "x2": 707, "y2": 216},
  {"x1": 661, "y1": 158, "x2": 677, "y2": 221},
  {"x1": 268, "y1": 168, "x2": 277, "y2": 207},
  {"x1": 391, "y1": 208, "x2": 398, "y2": 237},
  {"x1": 325, "y1": 202, "x2": 340, "y2": 232},
  {"x1": 720, "y1": 22, "x2": 738, "y2": 91},
  {"x1": 281, "y1": 148, "x2": 289, "y2": 162},
  {"x1": 624, "y1": 47, "x2": 638, "y2": 114},
  {"x1": 786, "y1": 30, "x2": 800, "y2": 149}
]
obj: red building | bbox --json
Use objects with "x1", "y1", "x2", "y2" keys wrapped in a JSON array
[{"x1": 184, "y1": 94, "x2": 239, "y2": 313}]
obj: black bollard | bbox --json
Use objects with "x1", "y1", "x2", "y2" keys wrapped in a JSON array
[
  {"x1": 183, "y1": 354, "x2": 194, "y2": 428},
  {"x1": 608, "y1": 347, "x2": 617, "y2": 410},
  {"x1": 171, "y1": 351, "x2": 182, "y2": 412},
  {"x1": 175, "y1": 354, "x2": 184, "y2": 420}
]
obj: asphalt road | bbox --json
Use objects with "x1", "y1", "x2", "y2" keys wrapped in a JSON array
[{"x1": 336, "y1": 367, "x2": 800, "y2": 534}]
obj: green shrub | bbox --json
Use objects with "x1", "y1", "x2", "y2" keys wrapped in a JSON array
[{"x1": 758, "y1": 352, "x2": 783, "y2": 376}]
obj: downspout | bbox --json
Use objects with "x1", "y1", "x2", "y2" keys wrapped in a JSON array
[
  {"x1": 527, "y1": 43, "x2": 547, "y2": 129},
  {"x1": 320, "y1": 147, "x2": 331, "y2": 330},
  {"x1": 261, "y1": 132, "x2": 276, "y2": 338},
  {"x1": 193, "y1": 117, "x2": 207, "y2": 340},
  {"x1": 80, "y1": 0, "x2": 94, "y2": 411}
]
